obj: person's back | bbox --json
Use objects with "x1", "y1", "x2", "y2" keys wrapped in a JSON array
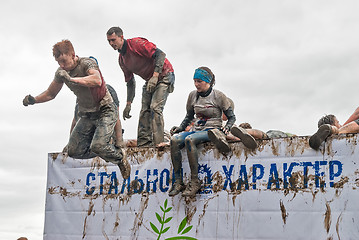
[{"x1": 266, "y1": 130, "x2": 292, "y2": 138}]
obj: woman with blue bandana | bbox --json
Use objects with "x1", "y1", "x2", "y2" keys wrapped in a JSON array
[{"x1": 169, "y1": 67, "x2": 236, "y2": 197}]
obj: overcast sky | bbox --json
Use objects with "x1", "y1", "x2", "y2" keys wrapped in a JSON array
[{"x1": 1, "y1": 0, "x2": 359, "y2": 239}]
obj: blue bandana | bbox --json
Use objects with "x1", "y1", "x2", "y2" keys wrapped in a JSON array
[{"x1": 193, "y1": 68, "x2": 212, "y2": 83}]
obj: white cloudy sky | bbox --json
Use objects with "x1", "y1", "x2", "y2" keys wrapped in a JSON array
[{"x1": 1, "y1": 0, "x2": 359, "y2": 239}]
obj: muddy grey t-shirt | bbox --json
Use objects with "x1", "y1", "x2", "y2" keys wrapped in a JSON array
[
  {"x1": 186, "y1": 89, "x2": 231, "y2": 131},
  {"x1": 54, "y1": 57, "x2": 113, "y2": 113}
]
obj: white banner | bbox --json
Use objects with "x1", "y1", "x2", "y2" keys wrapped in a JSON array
[{"x1": 44, "y1": 135, "x2": 359, "y2": 240}]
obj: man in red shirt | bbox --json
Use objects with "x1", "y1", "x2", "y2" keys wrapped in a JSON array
[{"x1": 106, "y1": 27, "x2": 175, "y2": 147}]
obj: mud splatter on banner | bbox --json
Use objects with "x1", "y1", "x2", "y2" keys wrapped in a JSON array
[{"x1": 44, "y1": 135, "x2": 359, "y2": 239}]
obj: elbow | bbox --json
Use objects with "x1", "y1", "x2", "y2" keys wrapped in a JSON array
[
  {"x1": 48, "y1": 93, "x2": 57, "y2": 100},
  {"x1": 232, "y1": 115, "x2": 236, "y2": 123},
  {"x1": 91, "y1": 71, "x2": 103, "y2": 87},
  {"x1": 92, "y1": 74, "x2": 102, "y2": 87},
  {"x1": 95, "y1": 78, "x2": 102, "y2": 87},
  {"x1": 229, "y1": 116, "x2": 236, "y2": 126},
  {"x1": 47, "y1": 91, "x2": 57, "y2": 100},
  {"x1": 92, "y1": 73, "x2": 102, "y2": 87}
]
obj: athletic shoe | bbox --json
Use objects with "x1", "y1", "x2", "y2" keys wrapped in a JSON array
[
  {"x1": 231, "y1": 126, "x2": 258, "y2": 150},
  {"x1": 309, "y1": 124, "x2": 332, "y2": 150},
  {"x1": 208, "y1": 129, "x2": 231, "y2": 153},
  {"x1": 117, "y1": 149, "x2": 131, "y2": 179},
  {"x1": 168, "y1": 180, "x2": 185, "y2": 197},
  {"x1": 182, "y1": 179, "x2": 201, "y2": 197}
]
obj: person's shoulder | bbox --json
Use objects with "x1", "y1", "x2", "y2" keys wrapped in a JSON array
[
  {"x1": 79, "y1": 57, "x2": 98, "y2": 69},
  {"x1": 78, "y1": 56, "x2": 93, "y2": 64},
  {"x1": 128, "y1": 37, "x2": 150, "y2": 44},
  {"x1": 186, "y1": 90, "x2": 197, "y2": 104},
  {"x1": 212, "y1": 88, "x2": 224, "y2": 94},
  {"x1": 186, "y1": 90, "x2": 197, "y2": 108},
  {"x1": 188, "y1": 90, "x2": 197, "y2": 97},
  {"x1": 212, "y1": 89, "x2": 227, "y2": 98}
]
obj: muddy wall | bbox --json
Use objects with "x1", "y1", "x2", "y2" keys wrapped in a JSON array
[{"x1": 44, "y1": 135, "x2": 359, "y2": 240}]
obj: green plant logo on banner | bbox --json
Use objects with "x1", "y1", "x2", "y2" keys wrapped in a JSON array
[{"x1": 150, "y1": 199, "x2": 198, "y2": 240}]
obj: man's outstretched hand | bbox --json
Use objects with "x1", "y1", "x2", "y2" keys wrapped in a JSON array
[{"x1": 23, "y1": 94, "x2": 36, "y2": 106}]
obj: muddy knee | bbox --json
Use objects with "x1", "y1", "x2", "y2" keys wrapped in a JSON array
[
  {"x1": 170, "y1": 135, "x2": 185, "y2": 149},
  {"x1": 90, "y1": 141, "x2": 106, "y2": 155},
  {"x1": 67, "y1": 144, "x2": 81, "y2": 158},
  {"x1": 184, "y1": 135, "x2": 196, "y2": 152},
  {"x1": 67, "y1": 147, "x2": 76, "y2": 158}
]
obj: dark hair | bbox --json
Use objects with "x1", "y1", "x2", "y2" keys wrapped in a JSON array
[
  {"x1": 52, "y1": 40, "x2": 74, "y2": 59},
  {"x1": 198, "y1": 66, "x2": 215, "y2": 87},
  {"x1": 239, "y1": 122, "x2": 252, "y2": 129},
  {"x1": 317, "y1": 114, "x2": 336, "y2": 128},
  {"x1": 107, "y1": 27, "x2": 123, "y2": 37}
]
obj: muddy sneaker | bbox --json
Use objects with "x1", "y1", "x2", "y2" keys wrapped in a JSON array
[
  {"x1": 208, "y1": 129, "x2": 231, "y2": 153},
  {"x1": 309, "y1": 124, "x2": 332, "y2": 150},
  {"x1": 182, "y1": 179, "x2": 201, "y2": 198},
  {"x1": 117, "y1": 149, "x2": 131, "y2": 179},
  {"x1": 168, "y1": 181, "x2": 185, "y2": 197},
  {"x1": 231, "y1": 126, "x2": 258, "y2": 150}
]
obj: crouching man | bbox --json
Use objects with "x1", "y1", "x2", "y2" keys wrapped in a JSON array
[{"x1": 22, "y1": 39, "x2": 130, "y2": 179}]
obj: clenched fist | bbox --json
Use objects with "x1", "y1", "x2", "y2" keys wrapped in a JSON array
[
  {"x1": 170, "y1": 126, "x2": 182, "y2": 135},
  {"x1": 123, "y1": 103, "x2": 132, "y2": 120},
  {"x1": 58, "y1": 69, "x2": 71, "y2": 81},
  {"x1": 23, "y1": 94, "x2": 36, "y2": 106}
]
